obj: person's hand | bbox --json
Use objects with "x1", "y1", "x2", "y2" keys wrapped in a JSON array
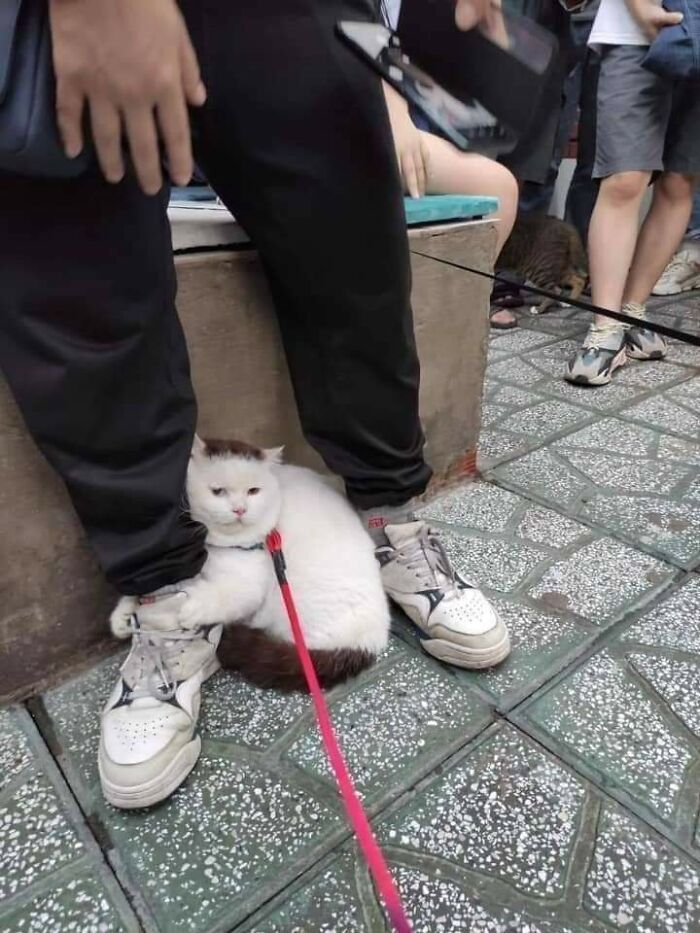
[
  {"x1": 393, "y1": 118, "x2": 430, "y2": 199},
  {"x1": 626, "y1": 0, "x2": 683, "y2": 40},
  {"x1": 383, "y1": 84, "x2": 429, "y2": 198},
  {"x1": 49, "y1": 0, "x2": 207, "y2": 194}
]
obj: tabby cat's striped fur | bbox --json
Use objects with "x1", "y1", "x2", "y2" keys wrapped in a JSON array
[{"x1": 498, "y1": 214, "x2": 588, "y2": 313}]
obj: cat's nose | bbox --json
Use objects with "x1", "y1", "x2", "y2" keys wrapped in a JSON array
[{"x1": 233, "y1": 507, "x2": 246, "y2": 517}]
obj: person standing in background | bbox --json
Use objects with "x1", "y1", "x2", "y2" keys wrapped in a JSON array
[
  {"x1": 653, "y1": 190, "x2": 700, "y2": 295},
  {"x1": 520, "y1": 0, "x2": 601, "y2": 246},
  {"x1": 566, "y1": 0, "x2": 700, "y2": 386}
]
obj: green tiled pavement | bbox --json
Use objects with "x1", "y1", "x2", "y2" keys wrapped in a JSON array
[
  {"x1": 489, "y1": 416, "x2": 700, "y2": 569},
  {"x1": 516, "y1": 575, "x2": 700, "y2": 855},
  {"x1": 245, "y1": 726, "x2": 700, "y2": 932},
  {"x1": 0, "y1": 708, "x2": 139, "y2": 932},
  {"x1": 39, "y1": 639, "x2": 492, "y2": 931},
  {"x1": 2, "y1": 294, "x2": 700, "y2": 931}
]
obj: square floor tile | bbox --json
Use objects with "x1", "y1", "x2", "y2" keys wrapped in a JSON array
[
  {"x1": 0, "y1": 708, "x2": 33, "y2": 793},
  {"x1": 527, "y1": 538, "x2": 673, "y2": 623},
  {"x1": 487, "y1": 355, "x2": 548, "y2": 387},
  {"x1": 0, "y1": 771, "x2": 85, "y2": 902}
]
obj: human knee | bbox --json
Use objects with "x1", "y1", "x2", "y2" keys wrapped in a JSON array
[
  {"x1": 656, "y1": 172, "x2": 695, "y2": 203},
  {"x1": 496, "y1": 166, "x2": 519, "y2": 216},
  {"x1": 492, "y1": 164, "x2": 518, "y2": 238},
  {"x1": 600, "y1": 171, "x2": 648, "y2": 204}
]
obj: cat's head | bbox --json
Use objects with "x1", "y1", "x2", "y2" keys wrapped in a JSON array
[{"x1": 187, "y1": 437, "x2": 283, "y2": 543}]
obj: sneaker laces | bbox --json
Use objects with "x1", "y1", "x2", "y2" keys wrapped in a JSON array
[
  {"x1": 397, "y1": 526, "x2": 464, "y2": 599},
  {"x1": 120, "y1": 617, "x2": 204, "y2": 702},
  {"x1": 584, "y1": 324, "x2": 623, "y2": 350},
  {"x1": 622, "y1": 302, "x2": 646, "y2": 322}
]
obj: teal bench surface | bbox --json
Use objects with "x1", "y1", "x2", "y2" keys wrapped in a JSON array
[
  {"x1": 169, "y1": 189, "x2": 499, "y2": 227},
  {"x1": 404, "y1": 194, "x2": 499, "y2": 226}
]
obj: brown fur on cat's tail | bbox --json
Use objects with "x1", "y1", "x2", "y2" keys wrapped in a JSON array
[{"x1": 218, "y1": 625, "x2": 375, "y2": 692}]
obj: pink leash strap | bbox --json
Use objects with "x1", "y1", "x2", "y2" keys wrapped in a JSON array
[{"x1": 266, "y1": 531, "x2": 412, "y2": 933}]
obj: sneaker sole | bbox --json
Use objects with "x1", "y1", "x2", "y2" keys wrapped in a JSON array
[
  {"x1": 565, "y1": 347, "x2": 627, "y2": 387},
  {"x1": 100, "y1": 736, "x2": 202, "y2": 809},
  {"x1": 99, "y1": 654, "x2": 220, "y2": 810},
  {"x1": 626, "y1": 346, "x2": 668, "y2": 361},
  {"x1": 421, "y1": 630, "x2": 511, "y2": 670}
]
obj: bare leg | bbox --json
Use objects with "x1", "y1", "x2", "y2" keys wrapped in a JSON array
[
  {"x1": 420, "y1": 131, "x2": 518, "y2": 254},
  {"x1": 624, "y1": 172, "x2": 696, "y2": 306},
  {"x1": 588, "y1": 170, "x2": 650, "y2": 325},
  {"x1": 418, "y1": 132, "x2": 519, "y2": 327}
]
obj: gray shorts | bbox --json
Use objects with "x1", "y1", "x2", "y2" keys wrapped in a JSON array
[{"x1": 594, "y1": 44, "x2": 700, "y2": 179}]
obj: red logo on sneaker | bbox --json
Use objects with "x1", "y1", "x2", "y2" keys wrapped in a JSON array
[{"x1": 367, "y1": 517, "x2": 386, "y2": 529}]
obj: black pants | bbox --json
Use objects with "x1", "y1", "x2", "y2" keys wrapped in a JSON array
[{"x1": 0, "y1": 0, "x2": 430, "y2": 596}]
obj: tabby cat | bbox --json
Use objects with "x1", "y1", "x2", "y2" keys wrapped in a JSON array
[{"x1": 497, "y1": 214, "x2": 588, "y2": 314}]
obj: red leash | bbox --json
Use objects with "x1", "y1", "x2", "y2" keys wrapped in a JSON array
[{"x1": 266, "y1": 530, "x2": 412, "y2": 933}]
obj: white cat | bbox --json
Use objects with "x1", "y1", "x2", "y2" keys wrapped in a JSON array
[{"x1": 111, "y1": 437, "x2": 390, "y2": 690}]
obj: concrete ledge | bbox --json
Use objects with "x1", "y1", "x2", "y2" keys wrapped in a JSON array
[
  {"x1": 183, "y1": 221, "x2": 495, "y2": 479},
  {"x1": 0, "y1": 219, "x2": 496, "y2": 701}
]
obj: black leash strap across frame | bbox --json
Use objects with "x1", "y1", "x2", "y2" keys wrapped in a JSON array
[{"x1": 410, "y1": 249, "x2": 700, "y2": 348}]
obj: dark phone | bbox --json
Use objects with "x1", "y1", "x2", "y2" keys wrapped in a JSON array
[
  {"x1": 396, "y1": 0, "x2": 558, "y2": 136},
  {"x1": 336, "y1": 21, "x2": 516, "y2": 155}
]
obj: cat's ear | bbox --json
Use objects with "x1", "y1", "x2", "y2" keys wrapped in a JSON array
[
  {"x1": 264, "y1": 446, "x2": 284, "y2": 465},
  {"x1": 191, "y1": 434, "x2": 207, "y2": 460}
]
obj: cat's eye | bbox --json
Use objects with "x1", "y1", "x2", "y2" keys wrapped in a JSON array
[
  {"x1": 211, "y1": 487, "x2": 225, "y2": 496},
  {"x1": 247, "y1": 487, "x2": 261, "y2": 496}
]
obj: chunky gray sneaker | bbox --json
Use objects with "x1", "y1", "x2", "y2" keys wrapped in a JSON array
[
  {"x1": 623, "y1": 302, "x2": 667, "y2": 360},
  {"x1": 376, "y1": 521, "x2": 510, "y2": 669},
  {"x1": 99, "y1": 610, "x2": 221, "y2": 809},
  {"x1": 565, "y1": 323, "x2": 627, "y2": 386}
]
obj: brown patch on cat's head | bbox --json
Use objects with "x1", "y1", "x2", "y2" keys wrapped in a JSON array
[{"x1": 200, "y1": 438, "x2": 264, "y2": 460}]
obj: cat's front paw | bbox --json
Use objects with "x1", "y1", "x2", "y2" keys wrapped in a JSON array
[
  {"x1": 110, "y1": 596, "x2": 138, "y2": 639},
  {"x1": 177, "y1": 587, "x2": 223, "y2": 630}
]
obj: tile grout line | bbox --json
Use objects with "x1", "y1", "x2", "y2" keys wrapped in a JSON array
[
  {"x1": 505, "y1": 717, "x2": 700, "y2": 869},
  {"x1": 483, "y1": 468, "x2": 695, "y2": 574},
  {"x1": 225, "y1": 716, "x2": 504, "y2": 932},
  {"x1": 22, "y1": 697, "x2": 154, "y2": 933}
]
